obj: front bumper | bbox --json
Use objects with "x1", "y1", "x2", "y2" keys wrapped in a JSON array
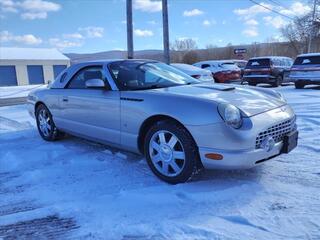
[
  {"x1": 199, "y1": 141, "x2": 283, "y2": 169},
  {"x1": 187, "y1": 105, "x2": 297, "y2": 170}
]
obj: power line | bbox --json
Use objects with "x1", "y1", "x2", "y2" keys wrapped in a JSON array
[
  {"x1": 267, "y1": 0, "x2": 288, "y2": 9},
  {"x1": 249, "y1": 0, "x2": 295, "y2": 20}
]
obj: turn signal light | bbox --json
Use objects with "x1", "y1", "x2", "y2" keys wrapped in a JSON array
[{"x1": 205, "y1": 153, "x2": 223, "y2": 160}]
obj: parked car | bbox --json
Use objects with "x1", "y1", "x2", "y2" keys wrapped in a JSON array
[
  {"x1": 193, "y1": 60, "x2": 241, "y2": 83},
  {"x1": 243, "y1": 56, "x2": 293, "y2": 87},
  {"x1": 231, "y1": 59, "x2": 248, "y2": 76},
  {"x1": 28, "y1": 60, "x2": 298, "y2": 184},
  {"x1": 289, "y1": 53, "x2": 320, "y2": 89},
  {"x1": 232, "y1": 59, "x2": 248, "y2": 69},
  {"x1": 171, "y1": 63, "x2": 213, "y2": 81}
]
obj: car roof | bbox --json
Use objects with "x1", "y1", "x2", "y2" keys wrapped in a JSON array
[
  {"x1": 229, "y1": 59, "x2": 248, "y2": 63},
  {"x1": 51, "y1": 59, "x2": 160, "y2": 89},
  {"x1": 248, "y1": 56, "x2": 292, "y2": 60},
  {"x1": 195, "y1": 60, "x2": 235, "y2": 65},
  {"x1": 72, "y1": 59, "x2": 158, "y2": 67},
  {"x1": 297, "y1": 53, "x2": 320, "y2": 57},
  {"x1": 171, "y1": 63, "x2": 203, "y2": 71}
]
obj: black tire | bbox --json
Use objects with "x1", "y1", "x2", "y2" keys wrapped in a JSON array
[
  {"x1": 295, "y1": 81, "x2": 304, "y2": 89},
  {"x1": 213, "y1": 77, "x2": 219, "y2": 83},
  {"x1": 144, "y1": 120, "x2": 200, "y2": 184},
  {"x1": 248, "y1": 82, "x2": 256, "y2": 86},
  {"x1": 36, "y1": 104, "x2": 64, "y2": 141}
]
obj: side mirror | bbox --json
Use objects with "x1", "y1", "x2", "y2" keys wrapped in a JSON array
[{"x1": 85, "y1": 78, "x2": 105, "y2": 88}]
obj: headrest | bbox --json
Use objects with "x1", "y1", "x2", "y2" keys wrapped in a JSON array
[{"x1": 84, "y1": 71, "x2": 102, "y2": 80}]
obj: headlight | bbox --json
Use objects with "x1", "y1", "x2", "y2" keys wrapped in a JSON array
[{"x1": 218, "y1": 103, "x2": 243, "y2": 129}]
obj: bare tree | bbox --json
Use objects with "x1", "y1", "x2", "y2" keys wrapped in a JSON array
[
  {"x1": 182, "y1": 50, "x2": 199, "y2": 64},
  {"x1": 169, "y1": 38, "x2": 198, "y2": 63},
  {"x1": 281, "y1": 3, "x2": 320, "y2": 54},
  {"x1": 170, "y1": 38, "x2": 198, "y2": 51}
]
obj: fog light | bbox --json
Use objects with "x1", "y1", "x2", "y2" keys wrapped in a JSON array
[{"x1": 261, "y1": 136, "x2": 275, "y2": 152}]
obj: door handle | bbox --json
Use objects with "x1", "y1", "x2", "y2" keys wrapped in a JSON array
[{"x1": 62, "y1": 97, "x2": 68, "y2": 102}]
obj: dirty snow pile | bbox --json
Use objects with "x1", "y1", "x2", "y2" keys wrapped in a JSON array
[{"x1": 0, "y1": 85, "x2": 319, "y2": 239}]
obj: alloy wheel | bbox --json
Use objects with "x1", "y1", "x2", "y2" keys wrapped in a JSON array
[
  {"x1": 149, "y1": 130, "x2": 185, "y2": 177},
  {"x1": 38, "y1": 109, "x2": 52, "y2": 137}
]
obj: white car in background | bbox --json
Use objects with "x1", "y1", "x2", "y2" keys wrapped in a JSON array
[{"x1": 171, "y1": 63, "x2": 213, "y2": 81}]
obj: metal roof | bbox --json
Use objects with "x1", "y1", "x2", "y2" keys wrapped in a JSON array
[
  {"x1": 0, "y1": 47, "x2": 70, "y2": 60},
  {"x1": 248, "y1": 56, "x2": 292, "y2": 60}
]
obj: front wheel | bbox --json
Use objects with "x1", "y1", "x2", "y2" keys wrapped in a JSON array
[
  {"x1": 36, "y1": 104, "x2": 64, "y2": 141},
  {"x1": 295, "y1": 81, "x2": 304, "y2": 89},
  {"x1": 144, "y1": 120, "x2": 200, "y2": 184}
]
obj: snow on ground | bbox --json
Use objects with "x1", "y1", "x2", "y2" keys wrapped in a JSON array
[
  {"x1": 0, "y1": 85, "x2": 320, "y2": 239},
  {"x1": 0, "y1": 84, "x2": 45, "y2": 99}
]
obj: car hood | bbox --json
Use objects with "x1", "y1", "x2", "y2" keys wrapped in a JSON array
[{"x1": 151, "y1": 83, "x2": 285, "y2": 117}]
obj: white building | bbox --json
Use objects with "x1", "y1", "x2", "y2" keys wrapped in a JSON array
[{"x1": 0, "y1": 47, "x2": 70, "y2": 86}]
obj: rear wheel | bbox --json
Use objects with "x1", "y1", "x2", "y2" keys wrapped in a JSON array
[
  {"x1": 36, "y1": 104, "x2": 64, "y2": 141},
  {"x1": 144, "y1": 120, "x2": 200, "y2": 184},
  {"x1": 295, "y1": 81, "x2": 305, "y2": 89}
]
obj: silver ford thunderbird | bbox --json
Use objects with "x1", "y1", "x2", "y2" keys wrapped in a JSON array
[{"x1": 28, "y1": 60, "x2": 298, "y2": 183}]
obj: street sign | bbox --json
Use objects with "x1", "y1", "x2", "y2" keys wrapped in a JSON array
[{"x1": 234, "y1": 48, "x2": 247, "y2": 54}]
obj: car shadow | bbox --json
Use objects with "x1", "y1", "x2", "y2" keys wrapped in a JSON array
[
  {"x1": 303, "y1": 85, "x2": 320, "y2": 90},
  {"x1": 59, "y1": 133, "x2": 264, "y2": 185}
]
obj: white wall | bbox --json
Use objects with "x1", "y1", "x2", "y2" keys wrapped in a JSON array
[{"x1": 0, "y1": 59, "x2": 70, "y2": 85}]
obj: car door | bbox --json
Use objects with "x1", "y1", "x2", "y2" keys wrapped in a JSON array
[{"x1": 59, "y1": 65, "x2": 121, "y2": 145}]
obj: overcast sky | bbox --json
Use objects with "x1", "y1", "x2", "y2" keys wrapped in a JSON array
[{"x1": 0, "y1": 0, "x2": 312, "y2": 53}]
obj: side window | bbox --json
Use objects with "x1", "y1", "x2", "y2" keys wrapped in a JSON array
[
  {"x1": 67, "y1": 66, "x2": 104, "y2": 89},
  {"x1": 285, "y1": 59, "x2": 290, "y2": 67},
  {"x1": 280, "y1": 59, "x2": 285, "y2": 67},
  {"x1": 201, "y1": 64, "x2": 211, "y2": 69}
]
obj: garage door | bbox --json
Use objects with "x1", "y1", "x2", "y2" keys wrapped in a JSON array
[
  {"x1": 53, "y1": 65, "x2": 67, "y2": 79},
  {"x1": 0, "y1": 66, "x2": 18, "y2": 86},
  {"x1": 27, "y1": 65, "x2": 44, "y2": 84}
]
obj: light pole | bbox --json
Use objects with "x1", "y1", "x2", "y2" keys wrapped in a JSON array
[
  {"x1": 307, "y1": 0, "x2": 317, "y2": 53},
  {"x1": 162, "y1": 0, "x2": 170, "y2": 64},
  {"x1": 126, "y1": 0, "x2": 134, "y2": 59}
]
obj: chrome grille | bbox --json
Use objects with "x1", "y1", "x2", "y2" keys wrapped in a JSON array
[{"x1": 256, "y1": 116, "x2": 296, "y2": 149}]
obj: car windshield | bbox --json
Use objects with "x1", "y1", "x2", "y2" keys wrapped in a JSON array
[
  {"x1": 294, "y1": 56, "x2": 320, "y2": 65},
  {"x1": 246, "y1": 58, "x2": 270, "y2": 68},
  {"x1": 108, "y1": 60, "x2": 200, "y2": 90},
  {"x1": 220, "y1": 62, "x2": 239, "y2": 70},
  {"x1": 234, "y1": 61, "x2": 246, "y2": 68}
]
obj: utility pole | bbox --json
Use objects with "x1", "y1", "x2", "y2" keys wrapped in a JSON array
[
  {"x1": 126, "y1": 0, "x2": 134, "y2": 59},
  {"x1": 162, "y1": 0, "x2": 170, "y2": 64},
  {"x1": 307, "y1": 0, "x2": 317, "y2": 53}
]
